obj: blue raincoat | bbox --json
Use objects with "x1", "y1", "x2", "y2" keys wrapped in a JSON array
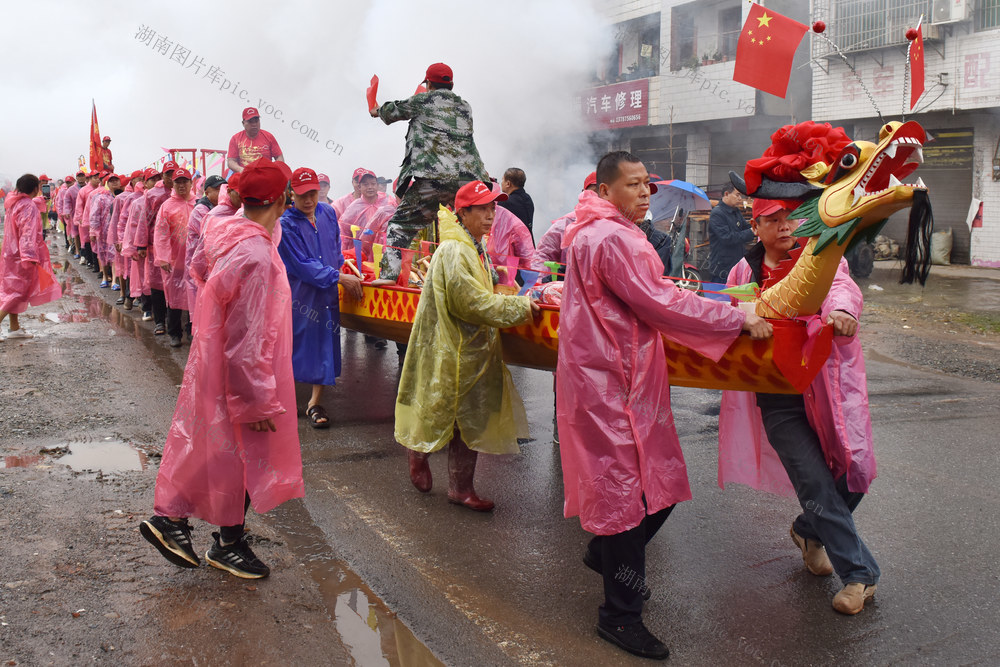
[{"x1": 277, "y1": 202, "x2": 343, "y2": 385}]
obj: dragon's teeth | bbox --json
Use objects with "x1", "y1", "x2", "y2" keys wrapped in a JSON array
[
  {"x1": 917, "y1": 177, "x2": 926, "y2": 188},
  {"x1": 852, "y1": 184, "x2": 866, "y2": 206},
  {"x1": 913, "y1": 147, "x2": 924, "y2": 163},
  {"x1": 885, "y1": 143, "x2": 898, "y2": 159},
  {"x1": 889, "y1": 174, "x2": 903, "y2": 188}
]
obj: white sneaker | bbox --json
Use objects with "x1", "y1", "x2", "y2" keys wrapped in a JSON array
[
  {"x1": 6, "y1": 329, "x2": 33, "y2": 339},
  {"x1": 79, "y1": 257, "x2": 87, "y2": 265}
]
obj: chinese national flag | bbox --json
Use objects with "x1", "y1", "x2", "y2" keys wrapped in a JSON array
[
  {"x1": 733, "y1": 3, "x2": 809, "y2": 98},
  {"x1": 89, "y1": 101, "x2": 102, "y2": 172},
  {"x1": 909, "y1": 24, "x2": 925, "y2": 110}
]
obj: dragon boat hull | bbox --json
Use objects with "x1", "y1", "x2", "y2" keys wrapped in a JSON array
[{"x1": 339, "y1": 284, "x2": 831, "y2": 394}]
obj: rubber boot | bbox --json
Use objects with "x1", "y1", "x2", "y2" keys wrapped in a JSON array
[
  {"x1": 408, "y1": 450, "x2": 432, "y2": 493},
  {"x1": 447, "y1": 437, "x2": 493, "y2": 512}
]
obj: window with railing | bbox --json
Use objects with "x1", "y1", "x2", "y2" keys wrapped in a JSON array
[
  {"x1": 594, "y1": 13, "x2": 662, "y2": 85},
  {"x1": 977, "y1": 0, "x2": 1000, "y2": 30},
  {"x1": 813, "y1": 0, "x2": 932, "y2": 57},
  {"x1": 670, "y1": 0, "x2": 742, "y2": 71}
]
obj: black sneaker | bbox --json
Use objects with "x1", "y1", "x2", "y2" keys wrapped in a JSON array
[
  {"x1": 140, "y1": 516, "x2": 200, "y2": 568},
  {"x1": 169, "y1": 335, "x2": 182, "y2": 348},
  {"x1": 597, "y1": 621, "x2": 669, "y2": 660},
  {"x1": 583, "y1": 548, "x2": 652, "y2": 601},
  {"x1": 205, "y1": 532, "x2": 270, "y2": 579}
]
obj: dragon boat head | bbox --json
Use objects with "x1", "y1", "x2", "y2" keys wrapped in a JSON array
[{"x1": 730, "y1": 120, "x2": 932, "y2": 285}]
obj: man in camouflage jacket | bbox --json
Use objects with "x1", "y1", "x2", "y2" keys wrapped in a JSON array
[{"x1": 370, "y1": 62, "x2": 489, "y2": 282}]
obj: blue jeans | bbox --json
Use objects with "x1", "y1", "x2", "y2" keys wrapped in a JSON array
[{"x1": 756, "y1": 393, "x2": 880, "y2": 586}]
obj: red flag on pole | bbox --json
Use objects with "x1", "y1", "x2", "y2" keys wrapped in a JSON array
[
  {"x1": 909, "y1": 23, "x2": 925, "y2": 110},
  {"x1": 733, "y1": 3, "x2": 809, "y2": 99},
  {"x1": 89, "y1": 101, "x2": 102, "y2": 172}
]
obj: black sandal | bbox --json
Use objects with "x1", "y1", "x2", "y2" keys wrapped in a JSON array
[{"x1": 306, "y1": 404, "x2": 331, "y2": 429}]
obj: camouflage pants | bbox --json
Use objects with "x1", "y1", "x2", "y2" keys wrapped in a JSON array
[{"x1": 379, "y1": 178, "x2": 463, "y2": 281}]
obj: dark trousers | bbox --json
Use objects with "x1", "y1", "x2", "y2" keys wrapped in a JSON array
[
  {"x1": 150, "y1": 289, "x2": 167, "y2": 326},
  {"x1": 756, "y1": 392, "x2": 880, "y2": 585},
  {"x1": 166, "y1": 308, "x2": 185, "y2": 338},
  {"x1": 379, "y1": 178, "x2": 462, "y2": 281},
  {"x1": 588, "y1": 503, "x2": 674, "y2": 626},
  {"x1": 219, "y1": 492, "x2": 252, "y2": 543}
]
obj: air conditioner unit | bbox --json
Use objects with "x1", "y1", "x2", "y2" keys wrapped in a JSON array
[{"x1": 930, "y1": 0, "x2": 970, "y2": 25}]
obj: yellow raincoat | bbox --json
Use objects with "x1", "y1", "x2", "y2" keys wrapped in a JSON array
[{"x1": 395, "y1": 207, "x2": 532, "y2": 454}]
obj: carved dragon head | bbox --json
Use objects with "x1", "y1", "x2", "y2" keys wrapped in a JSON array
[{"x1": 730, "y1": 120, "x2": 931, "y2": 284}]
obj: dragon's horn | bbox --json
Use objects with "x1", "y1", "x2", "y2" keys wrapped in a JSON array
[{"x1": 729, "y1": 171, "x2": 823, "y2": 200}]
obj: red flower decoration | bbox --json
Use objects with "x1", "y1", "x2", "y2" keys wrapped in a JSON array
[{"x1": 743, "y1": 121, "x2": 852, "y2": 194}]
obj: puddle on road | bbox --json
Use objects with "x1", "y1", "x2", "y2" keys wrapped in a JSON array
[
  {"x1": 270, "y1": 502, "x2": 443, "y2": 667},
  {"x1": 57, "y1": 439, "x2": 147, "y2": 474}
]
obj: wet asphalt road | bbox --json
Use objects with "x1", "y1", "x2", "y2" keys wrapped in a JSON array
[
  {"x1": 299, "y1": 322, "x2": 1000, "y2": 665},
  {"x1": 9, "y1": 244, "x2": 998, "y2": 665}
]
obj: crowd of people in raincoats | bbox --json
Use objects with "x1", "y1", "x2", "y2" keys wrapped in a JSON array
[{"x1": 0, "y1": 64, "x2": 880, "y2": 661}]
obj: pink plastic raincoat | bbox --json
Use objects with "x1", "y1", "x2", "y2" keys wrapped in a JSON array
[
  {"x1": 556, "y1": 191, "x2": 746, "y2": 536},
  {"x1": 184, "y1": 200, "x2": 213, "y2": 312},
  {"x1": 73, "y1": 183, "x2": 95, "y2": 240},
  {"x1": 134, "y1": 183, "x2": 170, "y2": 293},
  {"x1": 531, "y1": 212, "x2": 572, "y2": 274},
  {"x1": 332, "y1": 191, "x2": 358, "y2": 218},
  {"x1": 63, "y1": 183, "x2": 81, "y2": 238},
  {"x1": 88, "y1": 189, "x2": 115, "y2": 265},
  {"x1": 338, "y1": 192, "x2": 393, "y2": 254},
  {"x1": 718, "y1": 257, "x2": 876, "y2": 496},
  {"x1": 486, "y1": 206, "x2": 534, "y2": 286},
  {"x1": 153, "y1": 216, "x2": 303, "y2": 526},
  {"x1": 153, "y1": 192, "x2": 195, "y2": 310},
  {"x1": 0, "y1": 193, "x2": 62, "y2": 313}
]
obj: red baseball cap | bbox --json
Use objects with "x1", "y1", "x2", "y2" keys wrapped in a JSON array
[
  {"x1": 130, "y1": 169, "x2": 144, "y2": 180},
  {"x1": 583, "y1": 172, "x2": 597, "y2": 190},
  {"x1": 65, "y1": 175, "x2": 74, "y2": 182},
  {"x1": 143, "y1": 168, "x2": 160, "y2": 180},
  {"x1": 242, "y1": 107, "x2": 260, "y2": 121},
  {"x1": 162, "y1": 161, "x2": 179, "y2": 174},
  {"x1": 290, "y1": 167, "x2": 320, "y2": 194},
  {"x1": 352, "y1": 167, "x2": 374, "y2": 182},
  {"x1": 226, "y1": 172, "x2": 241, "y2": 193},
  {"x1": 455, "y1": 180, "x2": 508, "y2": 209},
  {"x1": 102, "y1": 135, "x2": 111, "y2": 141},
  {"x1": 317, "y1": 173, "x2": 330, "y2": 184},
  {"x1": 424, "y1": 62, "x2": 453, "y2": 84},
  {"x1": 172, "y1": 167, "x2": 192, "y2": 181},
  {"x1": 76, "y1": 169, "x2": 86, "y2": 176},
  {"x1": 39, "y1": 174, "x2": 50, "y2": 181},
  {"x1": 240, "y1": 158, "x2": 292, "y2": 205},
  {"x1": 752, "y1": 198, "x2": 797, "y2": 219}
]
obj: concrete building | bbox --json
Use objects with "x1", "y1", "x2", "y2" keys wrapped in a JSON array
[{"x1": 588, "y1": 0, "x2": 1000, "y2": 265}]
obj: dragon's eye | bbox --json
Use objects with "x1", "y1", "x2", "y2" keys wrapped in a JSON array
[{"x1": 840, "y1": 153, "x2": 858, "y2": 169}]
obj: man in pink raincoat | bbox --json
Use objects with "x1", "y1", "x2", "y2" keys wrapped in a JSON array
[
  {"x1": 718, "y1": 199, "x2": 879, "y2": 616},
  {"x1": 134, "y1": 162, "x2": 177, "y2": 332},
  {"x1": 88, "y1": 174, "x2": 120, "y2": 288},
  {"x1": 62, "y1": 171, "x2": 85, "y2": 254},
  {"x1": 337, "y1": 170, "x2": 392, "y2": 253},
  {"x1": 485, "y1": 204, "x2": 534, "y2": 287},
  {"x1": 183, "y1": 174, "x2": 227, "y2": 316},
  {"x1": 72, "y1": 171, "x2": 100, "y2": 266},
  {"x1": 154, "y1": 167, "x2": 196, "y2": 347},
  {"x1": 119, "y1": 172, "x2": 150, "y2": 310},
  {"x1": 531, "y1": 172, "x2": 598, "y2": 278},
  {"x1": 123, "y1": 169, "x2": 161, "y2": 319},
  {"x1": 0, "y1": 174, "x2": 62, "y2": 339},
  {"x1": 556, "y1": 152, "x2": 771, "y2": 660},
  {"x1": 140, "y1": 158, "x2": 300, "y2": 580},
  {"x1": 332, "y1": 167, "x2": 366, "y2": 218},
  {"x1": 107, "y1": 171, "x2": 142, "y2": 301}
]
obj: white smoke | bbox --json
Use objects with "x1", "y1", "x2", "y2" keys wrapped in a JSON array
[{"x1": 2, "y1": 0, "x2": 610, "y2": 231}]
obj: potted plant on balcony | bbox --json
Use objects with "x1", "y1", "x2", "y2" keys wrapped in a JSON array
[{"x1": 713, "y1": 50, "x2": 723, "y2": 64}]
